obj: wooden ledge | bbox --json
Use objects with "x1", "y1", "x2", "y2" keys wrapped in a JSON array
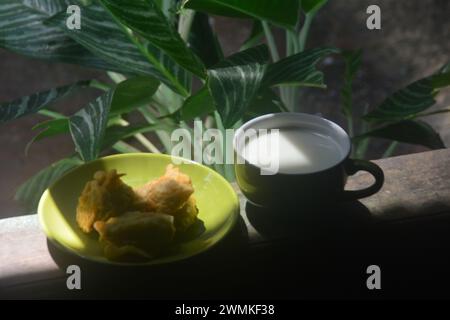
[{"x1": 1, "y1": 149, "x2": 450, "y2": 299}]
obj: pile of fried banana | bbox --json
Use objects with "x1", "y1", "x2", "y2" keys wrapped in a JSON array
[{"x1": 76, "y1": 164, "x2": 198, "y2": 262}]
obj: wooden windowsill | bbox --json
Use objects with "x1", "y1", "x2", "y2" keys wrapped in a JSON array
[{"x1": 1, "y1": 149, "x2": 450, "y2": 299}]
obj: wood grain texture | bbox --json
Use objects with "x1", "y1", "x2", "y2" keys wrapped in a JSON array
[
  {"x1": 1, "y1": 149, "x2": 450, "y2": 299},
  {"x1": 347, "y1": 148, "x2": 450, "y2": 221}
]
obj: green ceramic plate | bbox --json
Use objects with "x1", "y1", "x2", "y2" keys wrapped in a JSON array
[{"x1": 38, "y1": 153, "x2": 239, "y2": 266}]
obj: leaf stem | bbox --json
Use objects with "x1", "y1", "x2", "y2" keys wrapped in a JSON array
[
  {"x1": 214, "y1": 111, "x2": 235, "y2": 181},
  {"x1": 347, "y1": 116, "x2": 354, "y2": 138},
  {"x1": 37, "y1": 109, "x2": 66, "y2": 119},
  {"x1": 211, "y1": 112, "x2": 226, "y2": 178},
  {"x1": 354, "y1": 137, "x2": 370, "y2": 159},
  {"x1": 262, "y1": 21, "x2": 280, "y2": 62},
  {"x1": 286, "y1": 31, "x2": 293, "y2": 56},
  {"x1": 112, "y1": 141, "x2": 142, "y2": 153},
  {"x1": 416, "y1": 108, "x2": 450, "y2": 118},
  {"x1": 285, "y1": 12, "x2": 315, "y2": 110},
  {"x1": 134, "y1": 133, "x2": 161, "y2": 153},
  {"x1": 178, "y1": 9, "x2": 196, "y2": 42},
  {"x1": 382, "y1": 141, "x2": 399, "y2": 158},
  {"x1": 298, "y1": 13, "x2": 314, "y2": 52},
  {"x1": 107, "y1": 71, "x2": 126, "y2": 84},
  {"x1": 89, "y1": 79, "x2": 112, "y2": 92},
  {"x1": 139, "y1": 106, "x2": 173, "y2": 152},
  {"x1": 354, "y1": 104, "x2": 371, "y2": 159},
  {"x1": 117, "y1": 118, "x2": 161, "y2": 153}
]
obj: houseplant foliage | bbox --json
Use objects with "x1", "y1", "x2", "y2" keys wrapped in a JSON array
[{"x1": 0, "y1": 0, "x2": 449, "y2": 210}]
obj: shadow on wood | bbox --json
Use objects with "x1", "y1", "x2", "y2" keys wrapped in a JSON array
[{"x1": 44, "y1": 216, "x2": 250, "y2": 299}]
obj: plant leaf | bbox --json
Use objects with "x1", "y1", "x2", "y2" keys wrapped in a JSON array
[
  {"x1": 102, "y1": 123, "x2": 165, "y2": 150},
  {"x1": 439, "y1": 62, "x2": 450, "y2": 73},
  {"x1": 340, "y1": 49, "x2": 362, "y2": 117},
  {"x1": 15, "y1": 157, "x2": 83, "y2": 211},
  {"x1": 154, "y1": 0, "x2": 177, "y2": 20},
  {"x1": 110, "y1": 76, "x2": 160, "y2": 116},
  {"x1": 215, "y1": 44, "x2": 269, "y2": 67},
  {"x1": 244, "y1": 89, "x2": 285, "y2": 121},
  {"x1": 69, "y1": 90, "x2": 113, "y2": 161},
  {"x1": 262, "y1": 47, "x2": 339, "y2": 88},
  {"x1": 170, "y1": 74, "x2": 279, "y2": 123},
  {"x1": 0, "y1": 81, "x2": 88, "y2": 124},
  {"x1": 364, "y1": 66, "x2": 450, "y2": 121},
  {"x1": 0, "y1": 0, "x2": 121, "y2": 71},
  {"x1": 184, "y1": 0, "x2": 300, "y2": 29},
  {"x1": 241, "y1": 20, "x2": 263, "y2": 50},
  {"x1": 26, "y1": 118, "x2": 70, "y2": 154},
  {"x1": 100, "y1": 0, "x2": 206, "y2": 78},
  {"x1": 32, "y1": 118, "x2": 69, "y2": 140},
  {"x1": 188, "y1": 12, "x2": 224, "y2": 68},
  {"x1": 356, "y1": 120, "x2": 445, "y2": 150},
  {"x1": 207, "y1": 45, "x2": 269, "y2": 127},
  {"x1": 301, "y1": 0, "x2": 329, "y2": 14},
  {"x1": 174, "y1": 86, "x2": 216, "y2": 121},
  {"x1": 46, "y1": 4, "x2": 191, "y2": 95},
  {"x1": 24, "y1": 76, "x2": 160, "y2": 152}
]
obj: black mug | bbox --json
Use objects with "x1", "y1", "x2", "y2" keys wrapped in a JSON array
[{"x1": 233, "y1": 113, "x2": 384, "y2": 209}]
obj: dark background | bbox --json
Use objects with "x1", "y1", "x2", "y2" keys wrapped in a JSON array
[{"x1": 1, "y1": 0, "x2": 449, "y2": 216}]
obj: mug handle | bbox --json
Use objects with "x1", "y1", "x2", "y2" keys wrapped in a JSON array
[{"x1": 342, "y1": 159, "x2": 384, "y2": 201}]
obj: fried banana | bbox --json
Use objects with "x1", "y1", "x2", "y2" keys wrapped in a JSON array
[
  {"x1": 172, "y1": 195, "x2": 199, "y2": 233},
  {"x1": 94, "y1": 211, "x2": 175, "y2": 261},
  {"x1": 134, "y1": 164, "x2": 194, "y2": 214},
  {"x1": 76, "y1": 170, "x2": 137, "y2": 233}
]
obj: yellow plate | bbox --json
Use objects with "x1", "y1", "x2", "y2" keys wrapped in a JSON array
[{"x1": 38, "y1": 153, "x2": 239, "y2": 266}]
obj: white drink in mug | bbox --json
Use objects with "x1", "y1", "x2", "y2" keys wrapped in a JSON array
[{"x1": 243, "y1": 126, "x2": 346, "y2": 175}]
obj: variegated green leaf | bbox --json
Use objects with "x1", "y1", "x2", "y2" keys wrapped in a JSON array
[
  {"x1": 241, "y1": 20, "x2": 263, "y2": 50},
  {"x1": 244, "y1": 89, "x2": 285, "y2": 121},
  {"x1": 110, "y1": 76, "x2": 160, "y2": 116},
  {"x1": 184, "y1": 0, "x2": 299, "y2": 29},
  {"x1": 364, "y1": 67, "x2": 450, "y2": 121},
  {"x1": 207, "y1": 45, "x2": 269, "y2": 128},
  {"x1": 102, "y1": 123, "x2": 165, "y2": 150},
  {"x1": 100, "y1": 0, "x2": 206, "y2": 79},
  {"x1": 26, "y1": 118, "x2": 70, "y2": 154},
  {"x1": 0, "y1": 81, "x2": 88, "y2": 124},
  {"x1": 171, "y1": 45, "x2": 270, "y2": 124},
  {"x1": 173, "y1": 86, "x2": 216, "y2": 121},
  {"x1": 0, "y1": 0, "x2": 120, "y2": 71},
  {"x1": 146, "y1": 43, "x2": 192, "y2": 95},
  {"x1": 171, "y1": 76, "x2": 282, "y2": 123},
  {"x1": 69, "y1": 91, "x2": 113, "y2": 161},
  {"x1": 356, "y1": 120, "x2": 445, "y2": 150},
  {"x1": 15, "y1": 157, "x2": 83, "y2": 211},
  {"x1": 22, "y1": 0, "x2": 70, "y2": 14},
  {"x1": 189, "y1": 12, "x2": 223, "y2": 68},
  {"x1": 25, "y1": 75, "x2": 160, "y2": 152},
  {"x1": 46, "y1": 4, "x2": 191, "y2": 95},
  {"x1": 263, "y1": 47, "x2": 339, "y2": 88},
  {"x1": 154, "y1": 0, "x2": 177, "y2": 23},
  {"x1": 217, "y1": 44, "x2": 269, "y2": 67}
]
